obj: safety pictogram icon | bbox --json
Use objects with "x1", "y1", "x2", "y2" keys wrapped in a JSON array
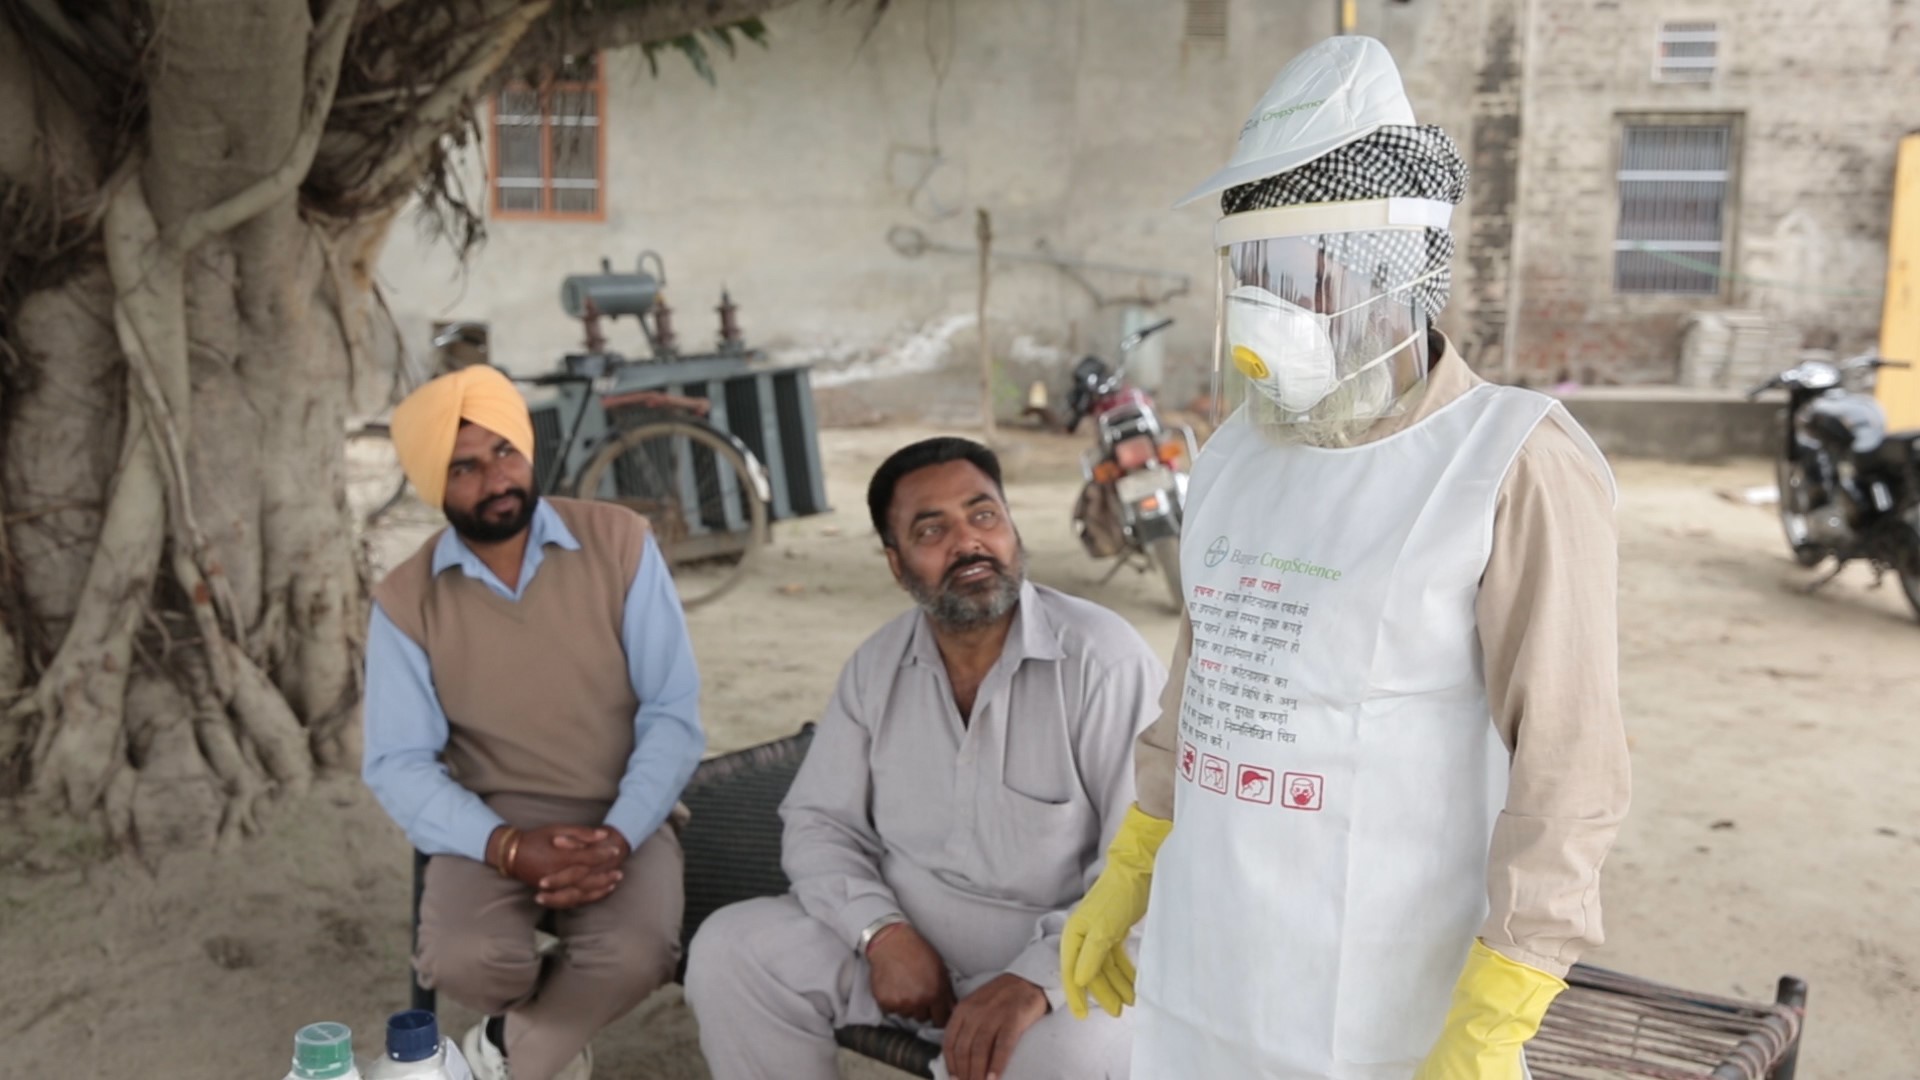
[
  {"x1": 1180, "y1": 741, "x2": 1198, "y2": 782},
  {"x1": 1199, "y1": 754, "x2": 1230, "y2": 795},
  {"x1": 1235, "y1": 765, "x2": 1275, "y2": 805},
  {"x1": 1282, "y1": 772, "x2": 1324, "y2": 812}
]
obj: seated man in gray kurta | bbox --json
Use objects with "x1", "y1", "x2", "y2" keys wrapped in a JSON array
[{"x1": 686, "y1": 437, "x2": 1164, "y2": 1080}]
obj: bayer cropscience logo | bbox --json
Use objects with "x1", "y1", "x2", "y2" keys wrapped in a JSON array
[{"x1": 1205, "y1": 535, "x2": 1231, "y2": 568}]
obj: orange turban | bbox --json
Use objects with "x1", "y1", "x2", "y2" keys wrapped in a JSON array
[{"x1": 389, "y1": 366, "x2": 537, "y2": 510}]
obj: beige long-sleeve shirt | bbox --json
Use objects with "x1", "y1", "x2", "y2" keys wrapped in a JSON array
[
  {"x1": 1135, "y1": 338, "x2": 1629, "y2": 978},
  {"x1": 782, "y1": 582, "x2": 1167, "y2": 1005}
]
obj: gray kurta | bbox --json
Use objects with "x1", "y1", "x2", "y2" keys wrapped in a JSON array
[{"x1": 779, "y1": 581, "x2": 1167, "y2": 1004}]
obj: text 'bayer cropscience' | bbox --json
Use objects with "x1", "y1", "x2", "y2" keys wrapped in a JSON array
[{"x1": 1229, "y1": 549, "x2": 1342, "y2": 581}]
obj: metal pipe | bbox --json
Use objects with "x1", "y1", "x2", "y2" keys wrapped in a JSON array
[
  {"x1": 888, "y1": 225, "x2": 1191, "y2": 309},
  {"x1": 1770, "y1": 976, "x2": 1809, "y2": 1080},
  {"x1": 888, "y1": 225, "x2": 1190, "y2": 286}
]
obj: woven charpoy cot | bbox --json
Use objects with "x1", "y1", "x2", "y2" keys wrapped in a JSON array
[
  {"x1": 407, "y1": 726, "x2": 1809, "y2": 1080},
  {"x1": 1531, "y1": 965, "x2": 1807, "y2": 1080}
]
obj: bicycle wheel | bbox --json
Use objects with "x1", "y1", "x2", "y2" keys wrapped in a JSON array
[
  {"x1": 573, "y1": 420, "x2": 769, "y2": 610},
  {"x1": 345, "y1": 423, "x2": 410, "y2": 527}
]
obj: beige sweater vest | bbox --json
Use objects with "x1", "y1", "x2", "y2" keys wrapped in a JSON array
[{"x1": 373, "y1": 498, "x2": 647, "y2": 801}]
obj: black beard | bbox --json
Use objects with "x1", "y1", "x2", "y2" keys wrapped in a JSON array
[
  {"x1": 447, "y1": 489, "x2": 536, "y2": 544},
  {"x1": 905, "y1": 546, "x2": 1025, "y2": 631}
]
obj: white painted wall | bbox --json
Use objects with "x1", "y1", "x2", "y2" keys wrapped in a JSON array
[
  {"x1": 379, "y1": 0, "x2": 1914, "y2": 402},
  {"x1": 377, "y1": 0, "x2": 1447, "y2": 408}
]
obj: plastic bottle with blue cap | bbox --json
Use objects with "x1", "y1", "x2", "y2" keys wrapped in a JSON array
[{"x1": 361, "y1": 1010, "x2": 473, "y2": 1080}]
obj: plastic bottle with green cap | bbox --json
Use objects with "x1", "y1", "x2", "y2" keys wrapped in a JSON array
[{"x1": 284, "y1": 1022, "x2": 363, "y2": 1080}]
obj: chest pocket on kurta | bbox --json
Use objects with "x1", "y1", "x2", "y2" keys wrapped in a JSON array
[
  {"x1": 963, "y1": 664, "x2": 1101, "y2": 908},
  {"x1": 964, "y1": 781, "x2": 1095, "y2": 909}
]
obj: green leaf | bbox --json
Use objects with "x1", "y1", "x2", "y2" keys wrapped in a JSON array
[
  {"x1": 635, "y1": 15, "x2": 781, "y2": 84},
  {"x1": 673, "y1": 34, "x2": 716, "y2": 86},
  {"x1": 737, "y1": 17, "x2": 771, "y2": 48}
]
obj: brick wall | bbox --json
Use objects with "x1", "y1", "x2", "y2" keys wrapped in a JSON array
[{"x1": 1501, "y1": 0, "x2": 1920, "y2": 383}]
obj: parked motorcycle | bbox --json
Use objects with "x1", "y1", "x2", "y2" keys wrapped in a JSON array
[
  {"x1": 1749, "y1": 350, "x2": 1920, "y2": 621},
  {"x1": 1060, "y1": 318, "x2": 1198, "y2": 611}
]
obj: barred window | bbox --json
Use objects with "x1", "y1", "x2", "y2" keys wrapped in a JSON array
[
  {"x1": 492, "y1": 54, "x2": 604, "y2": 219},
  {"x1": 1613, "y1": 120, "x2": 1735, "y2": 295},
  {"x1": 1185, "y1": 0, "x2": 1227, "y2": 41},
  {"x1": 1654, "y1": 21, "x2": 1719, "y2": 83}
]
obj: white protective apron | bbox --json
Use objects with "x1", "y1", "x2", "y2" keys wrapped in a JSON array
[{"x1": 1133, "y1": 383, "x2": 1610, "y2": 1079}]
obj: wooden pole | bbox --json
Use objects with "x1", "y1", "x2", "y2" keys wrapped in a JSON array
[
  {"x1": 1878, "y1": 134, "x2": 1920, "y2": 429},
  {"x1": 976, "y1": 208, "x2": 996, "y2": 436}
]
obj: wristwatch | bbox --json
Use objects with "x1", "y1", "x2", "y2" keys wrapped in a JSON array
[{"x1": 858, "y1": 913, "x2": 908, "y2": 956}]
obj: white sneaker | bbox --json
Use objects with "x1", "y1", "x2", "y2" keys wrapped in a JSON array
[
  {"x1": 460, "y1": 1020, "x2": 510, "y2": 1080},
  {"x1": 458, "y1": 1019, "x2": 591, "y2": 1080}
]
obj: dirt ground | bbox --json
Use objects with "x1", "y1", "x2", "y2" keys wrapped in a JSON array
[{"x1": 4, "y1": 424, "x2": 1918, "y2": 1078}]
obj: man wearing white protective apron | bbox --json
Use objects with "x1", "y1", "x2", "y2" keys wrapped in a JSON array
[{"x1": 1058, "y1": 36, "x2": 1631, "y2": 1079}]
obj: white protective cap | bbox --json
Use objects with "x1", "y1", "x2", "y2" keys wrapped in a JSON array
[{"x1": 1175, "y1": 36, "x2": 1416, "y2": 209}]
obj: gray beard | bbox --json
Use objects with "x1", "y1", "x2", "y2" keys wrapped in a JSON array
[{"x1": 906, "y1": 548, "x2": 1026, "y2": 631}]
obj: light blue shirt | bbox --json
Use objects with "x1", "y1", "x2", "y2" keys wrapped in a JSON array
[{"x1": 361, "y1": 500, "x2": 704, "y2": 860}]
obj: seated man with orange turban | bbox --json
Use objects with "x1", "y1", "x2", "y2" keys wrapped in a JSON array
[{"x1": 362, "y1": 366, "x2": 704, "y2": 1080}]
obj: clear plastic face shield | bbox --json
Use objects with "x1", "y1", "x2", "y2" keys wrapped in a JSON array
[{"x1": 1210, "y1": 198, "x2": 1453, "y2": 443}]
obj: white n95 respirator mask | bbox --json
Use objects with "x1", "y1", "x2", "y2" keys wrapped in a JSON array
[{"x1": 1223, "y1": 271, "x2": 1435, "y2": 417}]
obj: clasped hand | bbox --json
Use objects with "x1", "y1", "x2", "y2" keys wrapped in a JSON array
[{"x1": 492, "y1": 824, "x2": 629, "y2": 909}]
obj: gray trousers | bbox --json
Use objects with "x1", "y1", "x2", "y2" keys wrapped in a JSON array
[
  {"x1": 685, "y1": 895, "x2": 1132, "y2": 1080},
  {"x1": 414, "y1": 793, "x2": 685, "y2": 1080}
]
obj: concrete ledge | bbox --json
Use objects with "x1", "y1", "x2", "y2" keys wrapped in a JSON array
[
  {"x1": 812, "y1": 368, "x2": 1786, "y2": 465},
  {"x1": 1552, "y1": 387, "x2": 1779, "y2": 463}
]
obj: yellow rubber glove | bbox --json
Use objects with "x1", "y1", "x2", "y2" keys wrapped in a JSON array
[
  {"x1": 1059, "y1": 804, "x2": 1172, "y2": 1020},
  {"x1": 1412, "y1": 941, "x2": 1568, "y2": 1080}
]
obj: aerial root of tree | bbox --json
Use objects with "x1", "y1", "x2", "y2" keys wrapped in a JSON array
[{"x1": 0, "y1": 0, "x2": 826, "y2": 852}]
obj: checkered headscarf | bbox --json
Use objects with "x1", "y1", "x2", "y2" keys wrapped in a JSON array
[{"x1": 1221, "y1": 125, "x2": 1468, "y2": 319}]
